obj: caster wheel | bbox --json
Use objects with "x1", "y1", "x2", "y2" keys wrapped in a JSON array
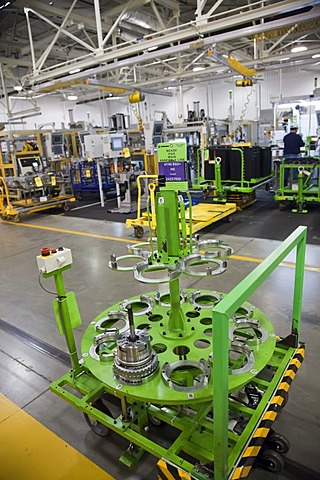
[
  {"x1": 227, "y1": 215, "x2": 233, "y2": 223},
  {"x1": 257, "y1": 448, "x2": 285, "y2": 473},
  {"x1": 83, "y1": 399, "x2": 112, "y2": 437},
  {"x1": 279, "y1": 203, "x2": 286, "y2": 211},
  {"x1": 148, "y1": 414, "x2": 162, "y2": 426},
  {"x1": 265, "y1": 431, "x2": 290, "y2": 453},
  {"x1": 76, "y1": 194, "x2": 82, "y2": 201},
  {"x1": 134, "y1": 226, "x2": 144, "y2": 239},
  {"x1": 62, "y1": 203, "x2": 70, "y2": 212},
  {"x1": 13, "y1": 214, "x2": 21, "y2": 223}
]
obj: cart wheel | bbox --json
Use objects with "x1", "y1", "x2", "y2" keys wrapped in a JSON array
[
  {"x1": 257, "y1": 449, "x2": 284, "y2": 473},
  {"x1": 13, "y1": 214, "x2": 21, "y2": 223},
  {"x1": 265, "y1": 431, "x2": 290, "y2": 454},
  {"x1": 148, "y1": 414, "x2": 163, "y2": 426},
  {"x1": 227, "y1": 215, "x2": 233, "y2": 223},
  {"x1": 83, "y1": 399, "x2": 112, "y2": 437},
  {"x1": 279, "y1": 203, "x2": 286, "y2": 211},
  {"x1": 62, "y1": 203, "x2": 70, "y2": 212},
  {"x1": 134, "y1": 226, "x2": 144, "y2": 239},
  {"x1": 76, "y1": 194, "x2": 82, "y2": 201}
]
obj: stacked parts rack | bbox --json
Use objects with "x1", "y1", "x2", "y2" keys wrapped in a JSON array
[{"x1": 37, "y1": 186, "x2": 306, "y2": 480}]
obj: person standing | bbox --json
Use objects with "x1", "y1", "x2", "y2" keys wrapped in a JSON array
[
  {"x1": 283, "y1": 124, "x2": 305, "y2": 186},
  {"x1": 283, "y1": 124, "x2": 305, "y2": 158}
]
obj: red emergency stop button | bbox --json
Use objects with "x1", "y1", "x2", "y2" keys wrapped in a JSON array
[
  {"x1": 51, "y1": 248, "x2": 57, "y2": 253},
  {"x1": 41, "y1": 247, "x2": 50, "y2": 256}
]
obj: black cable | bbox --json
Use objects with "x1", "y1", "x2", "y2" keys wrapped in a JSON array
[{"x1": 38, "y1": 271, "x2": 66, "y2": 299}]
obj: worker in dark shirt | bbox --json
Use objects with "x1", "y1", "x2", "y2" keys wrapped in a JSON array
[
  {"x1": 283, "y1": 124, "x2": 305, "y2": 185},
  {"x1": 283, "y1": 124, "x2": 305, "y2": 157}
]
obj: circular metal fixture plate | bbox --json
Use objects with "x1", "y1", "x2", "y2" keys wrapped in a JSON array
[
  {"x1": 189, "y1": 290, "x2": 223, "y2": 308},
  {"x1": 154, "y1": 289, "x2": 187, "y2": 307},
  {"x1": 133, "y1": 261, "x2": 181, "y2": 284},
  {"x1": 81, "y1": 290, "x2": 276, "y2": 405},
  {"x1": 182, "y1": 254, "x2": 226, "y2": 277},
  {"x1": 108, "y1": 254, "x2": 150, "y2": 271}
]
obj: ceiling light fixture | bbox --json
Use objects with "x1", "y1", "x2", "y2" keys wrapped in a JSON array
[
  {"x1": 222, "y1": 54, "x2": 229, "y2": 58},
  {"x1": 312, "y1": 54, "x2": 320, "y2": 59},
  {"x1": 279, "y1": 57, "x2": 290, "y2": 61},
  {"x1": 67, "y1": 95, "x2": 78, "y2": 100},
  {"x1": 193, "y1": 66, "x2": 205, "y2": 72},
  {"x1": 0, "y1": 2, "x2": 11, "y2": 10},
  {"x1": 147, "y1": 46, "x2": 158, "y2": 52},
  {"x1": 69, "y1": 68, "x2": 81, "y2": 74},
  {"x1": 13, "y1": 86, "x2": 23, "y2": 92},
  {"x1": 291, "y1": 45, "x2": 307, "y2": 53}
]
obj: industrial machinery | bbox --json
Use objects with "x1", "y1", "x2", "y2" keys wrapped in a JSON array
[
  {"x1": 274, "y1": 156, "x2": 320, "y2": 213},
  {"x1": 0, "y1": 172, "x2": 74, "y2": 221},
  {"x1": 37, "y1": 182, "x2": 306, "y2": 480},
  {"x1": 197, "y1": 146, "x2": 273, "y2": 208}
]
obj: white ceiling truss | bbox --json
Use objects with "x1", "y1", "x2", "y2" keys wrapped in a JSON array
[{"x1": 0, "y1": 0, "x2": 319, "y2": 103}]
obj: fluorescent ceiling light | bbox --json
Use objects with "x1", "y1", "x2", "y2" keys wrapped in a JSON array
[
  {"x1": 312, "y1": 54, "x2": 320, "y2": 59},
  {"x1": 69, "y1": 68, "x2": 81, "y2": 74},
  {"x1": 222, "y1": 54, "x2": 228, "y2": 58},
  {"x1": 106, "y1": 96, "x2": 120, "y2": 100},
  {"x1": 193, "y1": 66, "x2": 205, "y2": 72},
  {"x1": 147, "y1": 46, "x2": 158, "y2": 52},
  {"x1": 67, "y1": 95, "x2": 78, "y2": 100},
  {"x1": 279, "y1": 57, "x2": 290, "y2": 61},
  {"x1": 291, "y1": 45, "x2": 307, "y2": 53},
  {"x1": 13, "y1": 86, "x2": 23, "y2": 91},
  {"x1": 0, "y1": 2, "x2": 11, "y2": 10}
]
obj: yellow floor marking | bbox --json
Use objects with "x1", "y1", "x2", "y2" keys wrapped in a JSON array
[
  {"x1": 1, "y1": 219, "x2": 320, "y2": 272},
  {"x1": 0, "y1": 394, "x2": 114, "y2": 480}
]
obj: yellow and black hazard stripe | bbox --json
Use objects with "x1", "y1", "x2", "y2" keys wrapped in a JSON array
[
  {"x1": 157, "y1": 459, "x2": 192, "y2": 480},
  {"x1": 231, "y1": 344, "x2": 305, "y2": 479}
]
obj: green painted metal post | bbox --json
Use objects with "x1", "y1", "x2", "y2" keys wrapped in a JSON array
[
  {"x1": 168, "y1": 277, "x2": 185, "y2": 333},
  {"x1": 53, "y1": 271, "x2": 81, "y2": 374},
  {"x1": 212, "y1": 310, "x2": 230, "y2": 480},
  {"x1": 292, "y1": 228, "x2": 307, "y2": 337}
]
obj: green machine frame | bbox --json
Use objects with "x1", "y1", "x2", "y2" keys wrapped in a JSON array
[
  {"x1": 194, "y1": 147, "x2": 272, "y2": 205},
  {"x1": 37, "y1": 186, "x2": 306, "y2": 480},
  {"x1": 274, "y1": 157, "x2": 320, "y2": 213}
]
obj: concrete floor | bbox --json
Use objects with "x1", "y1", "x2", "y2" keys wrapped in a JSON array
[{"x1": 0, "y1": 214, "x2": 320, "y2": 480}]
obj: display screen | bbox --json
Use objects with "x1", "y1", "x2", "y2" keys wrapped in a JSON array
[
  {"x1": 111, "y1": 136, "x2": 124, "y2": 151},
  {"x1": 53, "y1": 145, "x2": 63, "y2": 155},
  {"x1": 52, "y1": 134, "x2": 63, "y2": 145},
  {"x1": 19, "y1": 157, "x2": 39, "y2": 167},
  {"x1": 153, "y1": 122, "x2": 163, "y2": 136},
  {"x1": 316, "y1": 111, "x2": 320, "y2": 127}
]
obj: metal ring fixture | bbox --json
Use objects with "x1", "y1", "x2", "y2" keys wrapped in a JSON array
[
  {"x1": 196, "y1": 240, "x2": 234, "y2": 258},
  {"x1": 162, "y1": 359, "x2": 211, "y2": 393},
  {"x1": 95, "y1": 311, "x2": 129, "y2": 334},
  {"x1": 181, "y1": 253, "x2": 226, "y2": 277},
  {"x1": 89, "y1": 328, "x2": 119, "y2": 361},
  {"x1": 231, "y1": 304, "x2": 253, "y2": 321},
  {"x1": 133, "y1": 261, "x2": 181, "y2": 284},
  {"x1": 229, "y1": 319, "x2": 269, "y2": 346},
  {"x1": 108, "y1": 253, "x2": 150, "y2": 271},
  {"x1": 189, "y1": 290, "x2": 223, "y2": 308},
  {"x1": 228, "y1": 341, "x2": 255, "y2": 375},
  {"x1": 154, "y1": 289, "x2": 187, "y2": 307},
  {"x1": 120, "y1": 295, "x2": 154, "y2": 316},
  {"x1": 127, "y1": 241, "x2": 157, "y2": 256}
]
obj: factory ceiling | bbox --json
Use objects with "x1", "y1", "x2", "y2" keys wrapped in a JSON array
[{"x1": 0, "y1": 0, "x2": 320, "y2": 103}]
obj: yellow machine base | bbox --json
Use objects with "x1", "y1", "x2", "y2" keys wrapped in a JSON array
[{"x1": 0, "y1": 394, "x2": 114, "y2": 480}]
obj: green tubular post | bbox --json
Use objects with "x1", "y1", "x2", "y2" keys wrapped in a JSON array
[
  {"x1": 292, "y1": 226, "x2": 307, "y2": 337},
  {"x1": 231, "y1": 148, "x2": 245, "y2": 188},
  {"x1": 212, "y1": 225, "x2": 307, "y2": 480},
  {"x1": 214, "y1": 157, "x2": 225, "y2": 200},
  {"x1": 296, "y1": 169, "x2": 305, "y2": 212},
  {"x1": 53, "y1": 270, "x2": 81, "y2": 374},
  {"x1": 168, "y1": 277, "x2": 185, "y2": 333}
]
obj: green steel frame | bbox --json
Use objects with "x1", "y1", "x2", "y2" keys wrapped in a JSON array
[
  {"x1": 41, "y1": 187, "x2": 306, "y2": 480},
  {"x1": 194, "y1": 148, "x2": 272, "y2": 204},
  {"x1": 274, "y1": 159, "x2": 320, "y2": 213}
]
